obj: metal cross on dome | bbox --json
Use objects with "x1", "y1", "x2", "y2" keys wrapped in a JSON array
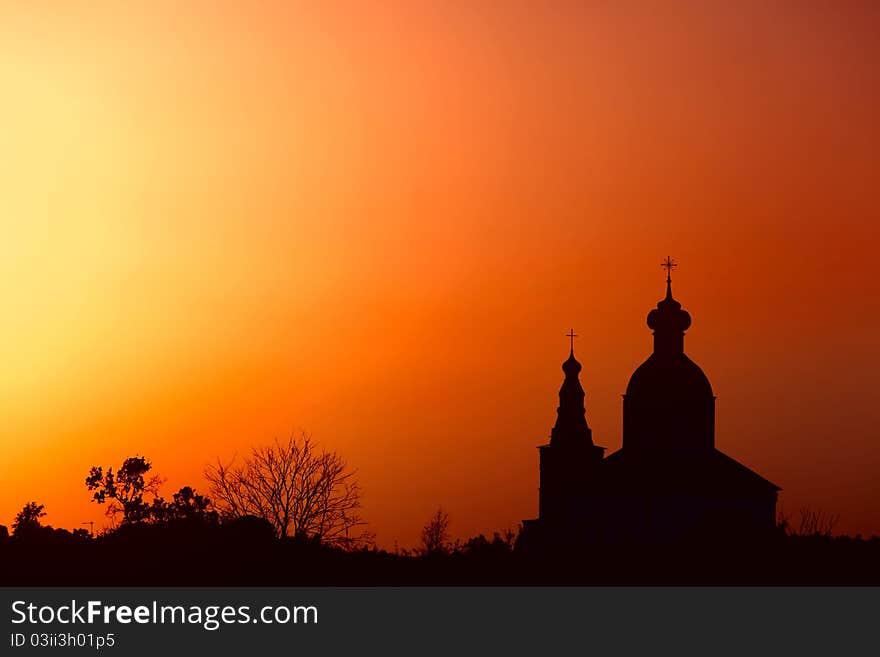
[
  {"x1": 661, "y1": 256, "x2": 678, "y2": 283},
  {"x1": 566, "y1": 329, "x2": 578, "y2": 352}
]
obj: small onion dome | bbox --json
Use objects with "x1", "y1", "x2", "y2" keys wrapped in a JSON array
[
  {"x1": 647, "y1": 280, "x2": 692, "y2": 334},
  {"x1": 562, "y1": 350, "x2": 582, "y2": 376}
]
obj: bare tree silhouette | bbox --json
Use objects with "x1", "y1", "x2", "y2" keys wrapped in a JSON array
[
  {"x1": 420, "y1": 508, "x2": 450, "y2": 555},
  {"x1": 205, "y1": 432, "x2": 370, "y2": 548},
  {"x1": 776, "y1": 506, "x2": 840, "y2": 537},
  {"x1": 796, "y1": 507, "x2": 840, "y2": 537}
]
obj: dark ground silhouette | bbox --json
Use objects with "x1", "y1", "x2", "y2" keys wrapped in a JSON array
[{"x1": 1, "y1": 519, "x2": 879, "y2": 586}]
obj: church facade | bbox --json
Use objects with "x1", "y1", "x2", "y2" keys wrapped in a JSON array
[{"x1": 521, "y1": 266, "x2": 780, "y2": 547}]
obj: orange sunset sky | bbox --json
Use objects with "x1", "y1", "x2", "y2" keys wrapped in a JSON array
[{"x1": 1, "y1": 2, "x2": 878, "y2": 547}]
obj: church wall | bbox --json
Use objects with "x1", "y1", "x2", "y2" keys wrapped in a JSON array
[
  {"x1": 623, "y1": 395, "x2": 715, "y2": 450},
  {"x1": 595, "y1": 492, "x2": 776, "y2": 543},
  {"x1": 538, "y1": 443, "x2": 603, "y2": 521}
]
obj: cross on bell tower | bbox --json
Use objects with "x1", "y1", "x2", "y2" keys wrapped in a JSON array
[
  {"x1": 566, "y1": 329, "x2": 578, "y2": 354},
  {"x1": 661, "y1": 256, "x2": 677, "y2": 284}
]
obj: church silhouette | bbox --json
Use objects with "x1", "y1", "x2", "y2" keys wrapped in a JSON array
[{"x1": 521, "y1": 260, "x2": 780, "y2": 548}]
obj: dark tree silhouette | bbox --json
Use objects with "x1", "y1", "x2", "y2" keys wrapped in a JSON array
[
  {"x1": 0, "y1": 525, "x2": 8, "y2": 540},
  {"x1": 462, "y1": 529, "x2": 517, "y2": 556},
  {"x1": 12, "y1": 502, "x2": 46, "y2": 537},
  {"x1": 420, "y1": 508, "x2": 450, "y2": 555},
  {"x1": 157, "y1": 486, "x2": 218, "y2": 524},
  {"x1": 205, "y1": 432, "x2": 370, "y2": 548},
  {"x1": 776, "y1": 506, "x2": 840, "y2": 537},
  {"x1": 796, "y1": 507, "x2": 840, "y2": 537},
  {"x1": 86, "y1": 456, "x2": 163, "y2": 525}
]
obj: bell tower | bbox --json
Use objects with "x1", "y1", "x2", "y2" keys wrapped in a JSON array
[{"x1": 538, "y1": 332, "x2": 605, "y2": 521}]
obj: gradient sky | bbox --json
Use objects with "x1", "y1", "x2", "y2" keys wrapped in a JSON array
[{"x1": 1, "y1": 2, "x2": 878, "y2": 546}]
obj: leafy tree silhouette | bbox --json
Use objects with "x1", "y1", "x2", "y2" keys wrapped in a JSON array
[
  {"x1": 86, "y1": 456, "x2": 163, "y2": 525},
  {"x1": 86, "y1": 456, "x2": 218, "y2": 528},
  {"x1": 154, "y1": 486, "x2": 219, "y2": 524},
  {"x1": 12, "y1": 502, "x2": 46, "y2": 537}
]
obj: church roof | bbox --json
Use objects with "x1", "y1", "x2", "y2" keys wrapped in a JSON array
[{"x1": 597, "y1": 447, "x2": 781, "y2": 497}]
